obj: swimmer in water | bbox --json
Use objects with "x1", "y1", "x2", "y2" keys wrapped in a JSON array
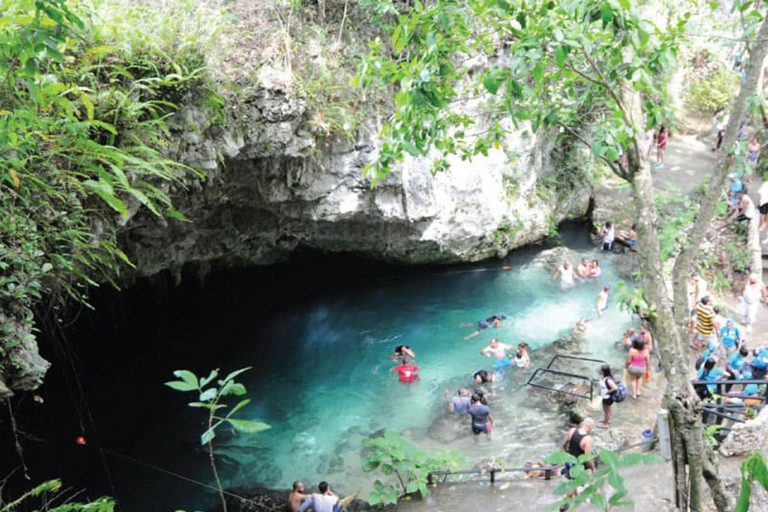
[
  {"x1": 588, "y1": 260, "x2": 602, "y2": 278},
  {"x1": 576, "y1": 257, "x2": 591, "y2": 279},
  {"x1": 481, "y1": 338, "x2": 514, "y2": 369},
  {"x1": 288, "y1": 481, "x2": 309, "y2": 512},
  {"x1": 517, "y1": 342, "x2": 531, "y2": 367},
  {"x1": 597, "y1": 286, "x2": 611, "y2": 317},
  {"x1": 550, "y1": 260, "x2": 581, "y2": 290},
  {"x1": 573, "y1": 318, "x2": 591, "y2": 336},
  {"x1": 390, "y1": 345, "x2": 416, "y2": 364},
  {"x1": 513, "y1": 350, "x2": 530, "y2": 369},
  {"x1": 448, "y1": 388, "x2": 471, "y2": 415},
  {"x1": 391, "y1": 363, "x2": 419, "y2": 382},
  {"x1": 473, "y1": 370, "x2": 496, "y2": 386},
  {"x1": 462, "y1": 314, "x2": 507, "y2": 340}
]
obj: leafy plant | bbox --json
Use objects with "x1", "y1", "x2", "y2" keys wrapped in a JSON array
[
  {"x1": 704, "y1": 424, "x2": 723, "y2": 449},
  {"x1": 166, "y1": 368, "x2": 270, "y2": 512},
  {"x1": 725, "y1": 242, "x2": 752, "y2": 273},
  {"x1": 362, "y1": 430, "x2": 465, "y2": 505},
  {"x1": 0, "y1": 479, "x2": 114, "y2": 512},
  {"x1": 735, "y1": 451, "x2": 768, "y2": 512},
  {"x1": 547, "y1": 450, "x2": 662, "y2": 511},
  {"x1": 685, "y1": 66, "x2": 739, "y2": 115},
  {"x1": 614, "y1": 282, "x2": 657, "y2": 319}
]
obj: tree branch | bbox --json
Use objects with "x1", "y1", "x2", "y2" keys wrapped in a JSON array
[{"x1": 556, "y1": 121, "x2": 627, "y2": 178}]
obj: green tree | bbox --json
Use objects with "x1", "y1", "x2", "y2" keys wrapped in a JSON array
[
  {"x1": 166, "y1": 367, "x2": 270, "y2": 512},
  {"x1": 0, "y1": 479, "x2": 114, "y2": 512},
  {"x1": 356, "y1": 0, "x2": 768, "y2": 510}
]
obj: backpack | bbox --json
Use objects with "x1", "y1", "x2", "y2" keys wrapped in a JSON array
[{"x1": 612, "y1": 379, "x2": 628, "y2": 403}]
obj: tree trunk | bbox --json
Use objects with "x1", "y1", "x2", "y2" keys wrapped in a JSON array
[{"x1": 671, "y1": 15, "x2": 768, "y2": 318}]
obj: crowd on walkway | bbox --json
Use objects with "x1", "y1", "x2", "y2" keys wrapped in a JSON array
[{"x1": 289, "y1": 127, "x2": 768, "y2": 512}]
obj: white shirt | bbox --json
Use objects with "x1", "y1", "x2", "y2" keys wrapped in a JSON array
[
  {"x1": 560, "y1": 265, "x2": 574, "y2": 285},
  {"x1": 759, "y1": 182, "x2": 768, "y2": 206},
  {"x1": 743, "y1": 195, "x2": 756, "y2": 219},
  {"x1": 602, "y1": 226, "x2": 615, "y2": 244},
  {"x1": 599, "y1": 377, "x2": 613, "y2": 399}
]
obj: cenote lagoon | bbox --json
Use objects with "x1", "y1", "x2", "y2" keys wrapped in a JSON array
[{"x1": 18, "y1": 227, "x2": 636, "y2": 511}]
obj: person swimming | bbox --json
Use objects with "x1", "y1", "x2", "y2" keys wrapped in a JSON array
[
  {"x1": 390, "y1": 345, "x2": 416, "y2": 365},
  {"x1": 449, "y1": 388, "x2": 471, "y2": 415},
  {"x1": 473, "y1": 370, "x2": 496, "y2": 386},
  {"x1": 596, "y1": 286, "x2": 610, "y2": 316},
  {"x1": 391, "y1": 363, "x2": 419, "y2": 382},
  {"x1": 462, "y1": 314, "x2": 507, "y2": 340}
]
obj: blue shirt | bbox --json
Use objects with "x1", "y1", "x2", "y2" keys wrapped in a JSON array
[
  {"x1": 728, "y1": 351, "x2": 748, "y2": 373},
  {"x1": 731, "y1": 179, "x2": 744, "y2": 197},
  {"x1": 753, "y1": 348, "x2": 768, "y2": 369},
  {"x1": 697, "y1": 366, "x2": 725, "y2": 394},
  {"x1": 720, "y1": 326, "x2": 741, "y2": 348}
]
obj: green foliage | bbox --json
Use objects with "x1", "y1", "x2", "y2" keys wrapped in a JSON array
[
  {"x1": 165, "y1": 367, "x2": 270, "y2": 445},
  {"x1": 704, "y1": 424, "x2": 723, "y2": 449},
  {"x1": 362, "y1": 430, "x2": 466, "y2": 505},
  {"x1": 0, "y1": 0, "x2": 215, "y2": 374},
  {"x1": 0, "y1": 479, "x2": 114, "y2": 512},
  {"x1": 658, "y1": 200, "x2": 699, "y2": 261},
  {"x1": 357, "y1": 0, "x2": 685, "y2": 182},
  {"x1": 546, "y1": 450, "x2": 662, "y2": 511},
  {"x1": 614, "y1": 282, "x2": 657, "y2": 319},
  {"x1": 358, "y1": 0, "x2": 398, "y2": 25},
  {"x1": 735, "y1": 452, "x2": 768, "y2": 512},
  {"x1": 685, "y1": 66, "x2": 739, "y2": 115},
  {"x1": 725, "y1": 242, "x2": 751, "y2": 273}
]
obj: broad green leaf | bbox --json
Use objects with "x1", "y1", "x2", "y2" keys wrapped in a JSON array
[
  {"x1": 227, "y1": 419, "x2": 271, "y2": 434},
  {"x1": 173, "y1": 370, "x2": 198, "y2": 387},
  {"x1": 483, "y1": 75, "x2": 500, "y2": 95},
  {"x1": 199, "y1": 388, "x2": 217, "y2": 402},
  {"x1": 165, "y1": 380, "x2": 197, "y2": 392},
  {"x1": 200, "y1": 370, "x2": 219, "y2": 388},
  {"x1": 201, "y1": 428, "x2": 215, "y2": 445},
  {"x1": 555, "y1": 46, "x2": 566, "y2": 69},
  {"x1": 222, "y1": 367, "x2": 251, "y2": 384}
]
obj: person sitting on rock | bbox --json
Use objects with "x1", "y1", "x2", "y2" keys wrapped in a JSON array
[
  {"x1": 297, "y1": 481, "x2": 339, "y2": 512},
  {"x1": 524, "y1": 460, "x2": 561, "y2": 479},
  {"x1": 289, "y1": 481, "x2": 310, "y2": 512},
  {"x1": 615, "y1": 223, "x2": 638, "y2": 247}
]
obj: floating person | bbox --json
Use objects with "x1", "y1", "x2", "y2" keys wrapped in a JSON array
[
  {"x1": 462, "y1": 314, "x2": 507, "y2": 340},
  {"x1": 576, "y1": 257, "x2": 591, "y2": 279},
  {"x1": 448, "y1": 388, "x2": 471, "y2": 415},
  {"x1": 467, "y1": 393, "x2": 494, "y2": 440},
  {"x1": 473, "y1": 370, "x2": 496, "y2": 386},
  {"x1": 596, "y1": 286, "x2": 611, "y2": 317},
  {"x1": 551, "y1": 260, "x2": 580, "y2": 290},
  {"x1": 390, "y1": 345, "x2": 416, "y2": 364},
  {"x1": 289, "y1": 481, "x2": 310, "y2": 512},
  {"x1": 588, "y1": 260, "x2": 602, "y2": 279},
  {"x1": 481, "y1": 338, "x2": 514, "y2": 370},
  {"x1": 391, "y1": 363, "x2": 419, "y2": 383},
  {"x1": 572, "y1": 318, "x2": 591, "y2": 336},
  {"x1": 297, "y1": 482, "x2": 340, "y2": 512}
]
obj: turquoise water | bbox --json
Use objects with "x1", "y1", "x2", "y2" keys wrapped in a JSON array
[
  {"x1": 22, "y1": 232, "x2": 637, "y2": 511},
  {"x1": 206, "y1": 245, "x2": 635, "y2": 496}
]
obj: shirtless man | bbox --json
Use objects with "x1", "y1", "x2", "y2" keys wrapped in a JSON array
[
  {"x1": 481, "y1": 338, "x2": 514, "y2": 361},
  {"x1": 551, "y1": 260, "x2": 580, "y2": 290},
  {"x1": 596, "y1": 286, "x2": 610, "y2": 317},
  {"x1": 576, "y1": 258, "x2": 591, "y2": 279},
  {"x1": 288, "y1": 481, "x2": 310, "y2": 512}
]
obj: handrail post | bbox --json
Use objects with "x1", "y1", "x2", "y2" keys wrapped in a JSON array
[
  {"x1": 657, "y1": 409, "x2": 672, "y2": 461},
  {"x1": 490, "y1": 468, "x2": 496, "y2": 484},
  {"x1": 427, "y1": 473, "x2": 433, "y2": 485},
  {"x1": 545, "y1": 469, "x2": 552, "y2": 480}
]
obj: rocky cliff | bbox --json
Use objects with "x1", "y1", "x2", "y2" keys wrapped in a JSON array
[{"x1": 122, "y1": 68, "x2": 594, "y2": 278}]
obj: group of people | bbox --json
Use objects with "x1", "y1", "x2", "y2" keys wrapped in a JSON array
[{"x1": 550, "y1": 257, "x2": 602, "y2": 290}]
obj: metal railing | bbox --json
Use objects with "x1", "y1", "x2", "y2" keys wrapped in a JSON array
[
  {"x1": 690, "y1": 378, "x2": 768, "y2": 424},
  {"x1": 524, "y1": 354, "x2": 608, "y2": 401}
]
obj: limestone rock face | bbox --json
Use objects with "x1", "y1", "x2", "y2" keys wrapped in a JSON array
[
  {"x1": 719, "y1": 406, "x2": 768, "y2": 457},
  {"x1": 122, "y1": 75, "x2": 593, "y2": 276}
]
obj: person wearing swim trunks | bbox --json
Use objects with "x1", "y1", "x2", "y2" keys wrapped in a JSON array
[
  {"x1": 615, "y1": 223, "x2": 638, "y2": 247},
  {"x1": 481, "y1": 338, "x2": 514, "y2": 369},
  {"x1": 559, "y1": 419, "x2": 595, "y2": 511},
  {"x1": 462, "y1": 314, "x2": 507, "y2": 340},
  {"x1": 289, "y1": 481, "x2": 310, "y2": 512},
  {"x1": 596, "y1": 286, "x2": 610, "y2": 317},
  {"x1": 467, "y1": 393, "x2": 494, "y2": 440},
  {"x1": 449, "y1": 388, "x2": 471, "y2": 415}
]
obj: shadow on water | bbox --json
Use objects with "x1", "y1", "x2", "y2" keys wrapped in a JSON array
[{"x1": 3, "y1": 222, "x2": 624, "y2": 511}]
